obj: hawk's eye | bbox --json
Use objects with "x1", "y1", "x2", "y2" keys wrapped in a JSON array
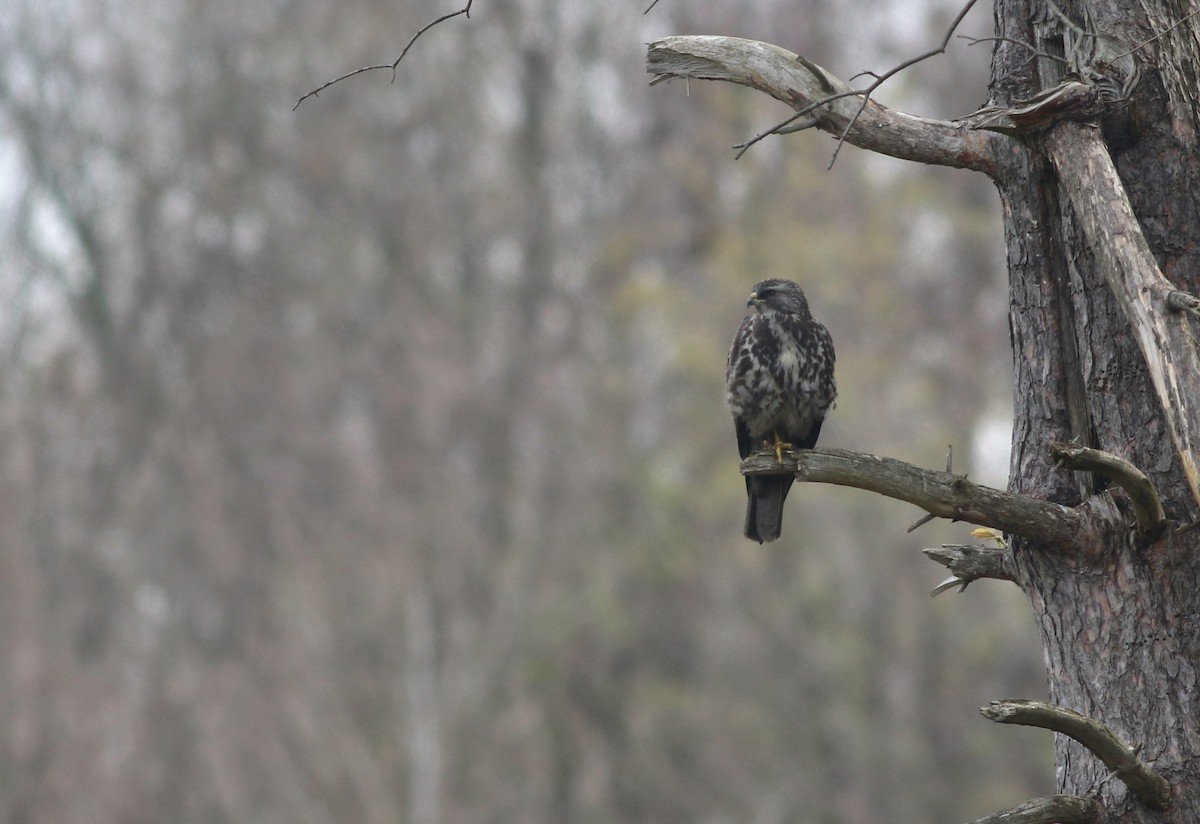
[{"x1": 761, "y1": 288, "x2": 774, "y2": 297}]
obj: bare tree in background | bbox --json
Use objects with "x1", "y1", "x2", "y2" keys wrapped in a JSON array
[{"x1": 0, "y1": 0, "x2": 1058, "y2": 822}]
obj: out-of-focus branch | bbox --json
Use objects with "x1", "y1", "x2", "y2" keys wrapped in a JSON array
[
  {"x1": 982, "y1": 700, "x2": 1172, "y2": 811},
  {"x1": 645, "y1": 36, "x2": 1003, "y2": 175},
  {"x1": 962, "y1": 795, "x2": 1103, "y2": 824},
  {"x1": 294, "y1": 0, "x2": 474, "y2": 109},
  {"x1": 740, "y1": 448, "x2": 1081, "y2": 546}
]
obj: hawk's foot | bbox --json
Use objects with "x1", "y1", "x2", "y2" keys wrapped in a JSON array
[{"x1": 765, "y1": 431, "x2": 794, "y2": 464}]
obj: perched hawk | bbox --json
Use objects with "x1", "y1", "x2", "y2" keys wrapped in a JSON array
[{"x1": 725, "y1": 279, "x2": 836, "y2": 543}]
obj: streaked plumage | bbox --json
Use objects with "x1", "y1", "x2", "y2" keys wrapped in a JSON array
[{"x1": 725, "y1": 278, "x2": 836, "y2": 543}]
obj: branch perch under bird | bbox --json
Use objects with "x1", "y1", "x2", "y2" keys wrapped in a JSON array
[{"x1": 740, "y1": 447, "x2": 1081, "y2": 546}]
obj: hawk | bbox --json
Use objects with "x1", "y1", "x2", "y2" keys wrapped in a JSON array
[{"x1": 725, "y1": 278, "x2": 836, "y2": 543}]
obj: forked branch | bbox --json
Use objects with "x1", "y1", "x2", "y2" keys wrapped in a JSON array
[
  {"x1": 646, "y1": 37, "x2": 1003, "y2": 175},
  {"x1": 982, "y1": 700, "x2": 1171, "y2": 811}
]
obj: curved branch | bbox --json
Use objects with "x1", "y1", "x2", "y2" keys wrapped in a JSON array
[
  {"x1": 964, "y1": 795, "x2": 1102, "y2": 824},
  {"x1": 740, "y1": 447, "x2": 1081, "y2": 546},
  {"x1": 982, "y1": 700, "x2": 1172, "y2": 811},
  {"x1": 1042, "y1": 121, "x2": 1200, "y2": 513},
  {"x1": 645, "y1": 36, "x2": 1004, "y2": 175},
  {"x1": 1049, "y1": 443, "x2": 1166, "y2": 536}
]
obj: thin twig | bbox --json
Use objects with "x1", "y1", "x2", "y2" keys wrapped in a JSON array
[
  {"x1": 1109, "y1": 7, "x2": 1200, "y2": 63},
  {"x1": 907, "y1": 512, "x2": 937, "y2": 533},
  {"x1": 958, "y1": 34, "x2": 1068, "y2": 65},
  {"x1": 826, "y1": 0, "x2": 980, "y2": 168},
  {"x1": 644, "y1": 0, "x2": 666, "y2": 14},
  {"x1": 904, "y1": 446, "x2": 957, "y2": 535},
  {"x1": 733, "y1": 90, "x2": 865, "y2": 158},
  {"x1": 732, "y1": 0, "x2": 981, "y2": 163},
  {"x1": 294, "y1": 0, "x2": 474, "y2": 110}
]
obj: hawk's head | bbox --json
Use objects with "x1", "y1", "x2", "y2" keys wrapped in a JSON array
[{"x1": 746, "y1": 278, "x2": 811, "y2": 319}]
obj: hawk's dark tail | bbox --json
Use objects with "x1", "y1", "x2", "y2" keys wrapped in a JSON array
[{"x1": 744, "y1": 476, "x2": 795, "y2": 543}]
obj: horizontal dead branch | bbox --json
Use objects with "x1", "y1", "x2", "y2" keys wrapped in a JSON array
[
  {"x1": 645, "y1": 36, "x2": 1003, "y2": 174},
  {"x1": 982, "y1": 699, "x2": 1171, "y2": 811},
  {"x1": 923, "y1": 544, "x2": 1016, "y2": 595},
  {"x1": 1050, "y1": 443, "x2": 1166, "y2": 536},
  {"x1": 964, "y1": 794, "x2": 1103, "y2": 824},
  {"x1": 740, "y1": 447, "x2": 1081, "y2": 546}
]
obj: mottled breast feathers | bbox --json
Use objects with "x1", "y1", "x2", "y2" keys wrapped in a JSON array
[{"x1": 725, "y1": 278, "x2": 836, "y2": 542}]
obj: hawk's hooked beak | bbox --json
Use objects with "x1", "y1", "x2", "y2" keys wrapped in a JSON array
[{"x1": 747, "y1": 292, "x2": 764, "y2": 312}]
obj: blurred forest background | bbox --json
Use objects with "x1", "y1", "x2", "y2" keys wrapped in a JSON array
[{"x1": 0, "y1": 0, "x2": 1053, "y2": 821}]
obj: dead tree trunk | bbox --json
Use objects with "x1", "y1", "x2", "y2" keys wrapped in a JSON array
[
  {"x1": 995, "y1": 1, "x2": 1200, "y2": 820},
  {"x1": 648, "y1": 1, "x2": 1200, "y2": 820}
]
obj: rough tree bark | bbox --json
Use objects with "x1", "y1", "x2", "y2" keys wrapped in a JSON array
[
  {"x1": 996, "y1": 3, "x2": 1200, "y2": 821},
  {"x1": 649, "y1": 1, "x2": 1200, "y2": 821}
]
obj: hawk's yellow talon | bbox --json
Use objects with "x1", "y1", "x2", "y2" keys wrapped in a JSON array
[{"x1": 771, "y1": 431, "x2": 794, "y2": 464}]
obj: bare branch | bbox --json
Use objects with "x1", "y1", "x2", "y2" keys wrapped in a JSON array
[
  {"x1": 923, "y1": 543, "x2": 1016, "y2": 594},
  {"x1": 294, "y1": 1, "x2": 474, "y2": 110},
  {"x1": 1167, "y1": 290, "x2": 1200, "y2": 317},
  {"x1": 958, "y1": 33, "x2": 1067, "y2": 67},
  {"x1": 824, "y1": 0, "x2": 981, "y2": 167},
  {"x1": 907, "y1": 445, "x2": 957, "y2": 535},
  {"x1": 739, "y1": 447, "x2": 1081, "y2": 545},
  {"x1": 1042, "y1": 122, "x2": 1200, "y2": 512},
  {"x1": 731, "y1": 90, "x2": 866, "y2": 159},
  {"x1": 962, "y1": 795, "x2": 1103, "y2": 824},
  {"x1": 970, "y1": 795, "x2": 1103, "y2": 824},
  {"x1": 1108, "y1": 7, "x2": 1200, "y2": 63},
  {"x1": 723, "y1": 0, "x2": 981, "y2": 165},
  {"x1": 1049, "y1": 443, "x2": 1166, "y2": 536},
  {"x1": 907, "y1": 512, "x2": 937, "y2": 533},
  {"x1": 982, "y1": 700, "x2": 1171, "y2": 811},
  {"x1": 646, "y1": 36, "x2": 1004, "y2": 175}
]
